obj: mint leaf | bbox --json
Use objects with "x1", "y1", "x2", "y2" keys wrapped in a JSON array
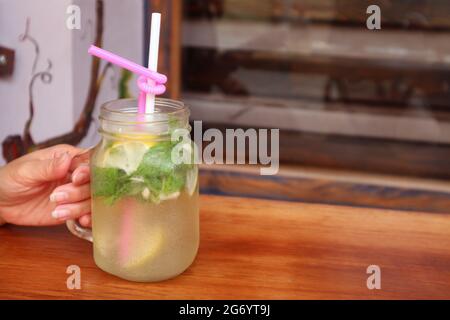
[
  {"x1": 162, "y1": 170, "x2": 185, "y2": 195},
  {"x1": 93, "y1": 140, "x2": 192, "y2": 205},
  {"x1": 134, "y1": 141, "x2": 189, "y2": 199},
  {"x1": 135, "y1": 141, "x2": 176, "y2": 176},
  {"x1": 92, "y1": 167, "x2": 127, "y2": 198},
  {"x1": 142, "y1": 175, "x2": 163, "y2": 194}
]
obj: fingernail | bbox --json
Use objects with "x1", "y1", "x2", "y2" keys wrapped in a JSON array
[
  {"x1": 73, "y1": 172, "x2": 88, "y2": 184},
  {"x1": 49, "y1": 192, "x2": 68, "y2": 203},
  {"x1": 52, "y1": 209, "x2": 71, "y2": 219},
  {"x1": 83, "y1": 215, "x2": 91, "y2": 225}
]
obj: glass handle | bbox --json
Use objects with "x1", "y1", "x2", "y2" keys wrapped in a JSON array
[
  {"x1": 66, "y1": 147, "x2": 93, "y2": 242},
  {"x1": 66, "y1": 220, "x2": 93, "y2": 242}
]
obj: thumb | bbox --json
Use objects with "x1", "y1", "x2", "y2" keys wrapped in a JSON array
[{"x1": 26, "y1": 152, "x2": 72, "y2": 182}]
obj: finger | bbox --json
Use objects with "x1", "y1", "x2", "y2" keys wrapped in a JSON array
[
  {"x1": 78, "y1": 214, "x2": 92, "y2": 228},
  {"x1": 51, "y1": 199, "x2": 91, "y2": 221},
  {"x1": 29, "y1": 144, "x2": 81, "y2": 161},
  {"x1": 69, "y1": 148, "x2": 93, "y2": 172},
  {"x1": 19, "y1": 152, "x2": 73, "y2": 183},
  {"x1": 71, "y1": 165, "x2": 90, "y2": 185},
  {"x1": 50, "y1": 183, "x2": 90, "y2": 204}
]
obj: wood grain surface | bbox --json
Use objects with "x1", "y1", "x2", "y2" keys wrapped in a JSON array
[{"x1": 1, "y1": 195, "x2": 450, "y2": 299}]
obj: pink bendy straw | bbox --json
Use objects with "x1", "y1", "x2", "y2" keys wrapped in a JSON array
[
  {"x1": 88, "y1": 42, "x2": 166, "y2": 113},
  {"x1": 88, "y1": 45, "x2": 167, "y2": 83}
]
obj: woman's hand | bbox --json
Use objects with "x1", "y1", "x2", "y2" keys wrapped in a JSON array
[{"x1": 0, "y1": 144, "x2": 91, "y2": 227}]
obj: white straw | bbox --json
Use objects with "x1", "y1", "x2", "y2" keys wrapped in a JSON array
[{"x1": 145, "y1": 13, "x2": 161, "y2": 113}]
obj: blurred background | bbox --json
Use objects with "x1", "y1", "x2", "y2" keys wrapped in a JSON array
[{"x1": 1, "y1": 0, "x2": 450, "y2": 213}]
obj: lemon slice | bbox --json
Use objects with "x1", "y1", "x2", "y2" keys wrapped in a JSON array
[
  {"x1": 185, "y1": 166, "x2": 198, "y2": 196},
  {"x1": 102, "y1": 141, "x2": 150, "y2": 174},
  {"x1": 115, "y1": 133, "x2": 157, "y2": 144},
  {"x1": 122, "y1": 226, "x2": 164, "y2": 269}
]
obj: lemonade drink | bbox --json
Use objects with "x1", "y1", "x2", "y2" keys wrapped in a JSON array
[{"x1": 90, "y1": 99, "x2": 199, "y2": 282}]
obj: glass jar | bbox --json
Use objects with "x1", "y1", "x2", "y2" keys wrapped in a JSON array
[{"x1": 68, "y1": 98, "x2": 199, "y2": 282}]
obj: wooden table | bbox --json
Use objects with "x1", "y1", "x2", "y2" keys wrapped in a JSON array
[{"x1": 1, "y1": 195, "x2": 449, "y2": 299}]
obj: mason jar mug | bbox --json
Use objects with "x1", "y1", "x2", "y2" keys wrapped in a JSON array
[{"x1": 67, "y1": 98, "x2": 199, "y2": 282}]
